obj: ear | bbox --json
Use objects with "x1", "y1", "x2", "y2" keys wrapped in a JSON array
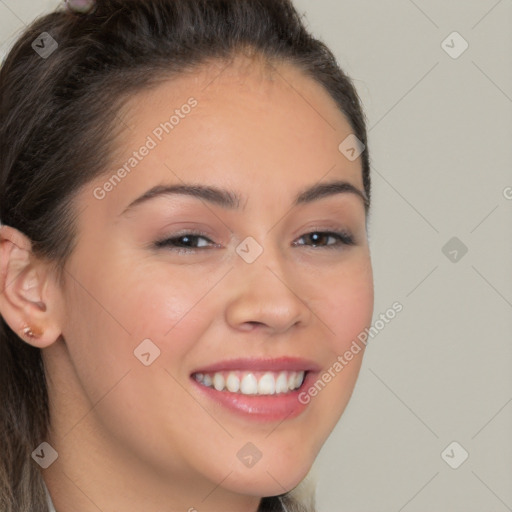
[{"x1": 0, "y1": 224, "x2": 62, "y2": 348}]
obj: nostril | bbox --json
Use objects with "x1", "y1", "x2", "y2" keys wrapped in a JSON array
[{"x1": 243, "y1": 321, "x2": 264, "y2": 331}]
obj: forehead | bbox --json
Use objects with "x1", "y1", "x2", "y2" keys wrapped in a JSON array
[
  {"x1": 85, "y1": 54, "x2": 363, "y2": 217},
  {"x1": 117, "y1": 53, "x2": 357, "y2": 151}
]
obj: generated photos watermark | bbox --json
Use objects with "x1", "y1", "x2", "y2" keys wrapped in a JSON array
[
  {"x1": 93, "y1": 97, "x2": 198, "y2": 200},
  {"x1": 298, "y1": 301, "x2": 403, "y2": 404}
]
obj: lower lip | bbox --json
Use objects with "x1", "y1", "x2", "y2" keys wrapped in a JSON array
[{"x1": 190, "y1": 372, "x2": 317, "y2": 422}]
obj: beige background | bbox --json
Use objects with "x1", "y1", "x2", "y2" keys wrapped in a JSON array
[{"x1": 1, "y1": 1, "x2": 511, "y2": 511}]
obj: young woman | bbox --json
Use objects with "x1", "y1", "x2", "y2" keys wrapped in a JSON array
[{"x1": 0, "y1": 0, "x2": 374, "y2": 510}]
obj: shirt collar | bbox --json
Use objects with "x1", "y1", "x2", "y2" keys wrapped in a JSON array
[{"x1": 42, "y1": 479, "x2": 57, "y2": 512}]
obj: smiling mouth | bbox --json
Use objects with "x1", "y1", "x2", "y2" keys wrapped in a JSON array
[{"x1": 192, "y1": 370, "x2": 306, "y2": 395}]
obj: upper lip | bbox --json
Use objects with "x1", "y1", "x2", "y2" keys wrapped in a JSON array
[{"x1": 191, "y1": 357, "x2": 321, "y2": 374}]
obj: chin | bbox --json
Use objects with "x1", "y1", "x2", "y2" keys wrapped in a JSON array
[{"x1": 223, "y1": 455, "x2": 314, "y2": 497}]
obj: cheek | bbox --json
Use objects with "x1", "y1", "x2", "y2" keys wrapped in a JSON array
[
  {"x1": 117, "y1": 266, "x2": 222, "y2": 353},
  {"x1": 60, "y1": 256, "x2": 210, "y2": 404},
  {"x1": 60, "y1": 263, "x2": 224, "y2": 473},
  {"x1": 300, "y1": 257, "x2": 373, "y2": 428},
  {"x1": 317, "y1": 256, "x2": 374, "y2": 353}
]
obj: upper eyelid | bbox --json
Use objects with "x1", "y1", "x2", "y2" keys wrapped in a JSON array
[{"x1": 163, "y1": 222, "x2": 352, "y2": 237}]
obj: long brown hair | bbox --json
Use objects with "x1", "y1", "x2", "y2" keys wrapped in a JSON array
[{"x1": 0, "y1": 1, "x2": 371, "y2": 510}]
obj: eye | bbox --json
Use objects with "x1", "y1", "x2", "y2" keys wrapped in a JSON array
[
  {"x1": 153, "y1": 229, "x2": 355, "y2": 254},
  {"x1": 293, "y1": 230, "x2": 355, "y2": 249},
  {"x1": 153, "y1": 232, "x2": 218, "y2": 253}
]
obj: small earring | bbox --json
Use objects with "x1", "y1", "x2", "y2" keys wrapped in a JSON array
[{"x1": 22, "y1": 326, "x2": 39, "y2": 338}]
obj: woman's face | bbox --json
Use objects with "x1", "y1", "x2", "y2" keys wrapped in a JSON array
[{"x1": 47, "y1": 57, "x2": 373, "y2": 507}]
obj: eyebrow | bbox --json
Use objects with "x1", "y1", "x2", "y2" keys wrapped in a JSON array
[{"x1": 120, "y1": 179, "x2": 369, "y2": 216}]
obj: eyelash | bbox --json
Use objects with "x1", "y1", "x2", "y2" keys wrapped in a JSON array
[{"x1": 153, "y1": 229, "x2": 355, "y2": 253}]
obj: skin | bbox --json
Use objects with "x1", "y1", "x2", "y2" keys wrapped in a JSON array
[{"x1": 0, "y1": 55, "x2": 373, "y2": 512}]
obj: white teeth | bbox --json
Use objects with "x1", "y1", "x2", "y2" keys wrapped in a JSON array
[
  {"x1": 225, "y1": 372, "x2": 240, "y2": 392},
  {"x1": 240, "y1": 373, "x2": 258, "y2": 395},
  {"x1": 194, "y1": 370, "x2": 306, "y2": 395},
  {"x1": 258, "y1": 372, "x2": 276, "y2": 395},
  {"x1": 213, "y1": 373, "x2": 225, "y2": 391},
  {"x1": 275, "y1": 371, "x2": 288, "y2": 393}
]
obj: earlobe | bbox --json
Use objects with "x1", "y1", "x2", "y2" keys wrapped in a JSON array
[{"x1": 0, "y1": 225, "x2": 62, "y2": 348}]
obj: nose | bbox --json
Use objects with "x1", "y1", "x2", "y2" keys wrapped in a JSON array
[{"x1": 224, "y1": 245, "x2": 313, "y2": 335}]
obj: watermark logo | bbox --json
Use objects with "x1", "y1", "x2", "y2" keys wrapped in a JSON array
[
  {"x1": 442, "y1": 237, "x2": 468, "y2": 263},
  {"x1": 32, "y1": 32, "x2": 58, "y2": 59},
  {"x1": 134, "y1": 338, "x2": 161, "y2": 366},
  {"x1": 236, "y1": 237, "x2": 264, "y2": 264},
  {"x1": 441, "y1": 441, "x2": 469, "y2": 469},
  {"x1": 93, "y1": 97, "x2": 198, "y2": 200},
  {"x1": 236, "y1": 442, "x2": 262, "y2": 468},
  {"x1": 339, "y1": 134, "x2": 365, "y2": 162},
  {"x1": 441, "y1": 32, "x2": 469, "y2": 59},
  {"x1": 31, "y1": 442, "x2": 58, "y2": 469}
]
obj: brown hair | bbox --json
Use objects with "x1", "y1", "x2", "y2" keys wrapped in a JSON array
[{"x1": 0, "y1": 1, "x2": 371, "y2": 510}]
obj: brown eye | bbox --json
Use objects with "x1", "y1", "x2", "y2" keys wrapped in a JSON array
[
  {"x1": 154, "y1": 232, "x2": 217, "y2": 252},
  {"x1": 293, "y1": 230, "x2": 355, "y2": 249}
]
